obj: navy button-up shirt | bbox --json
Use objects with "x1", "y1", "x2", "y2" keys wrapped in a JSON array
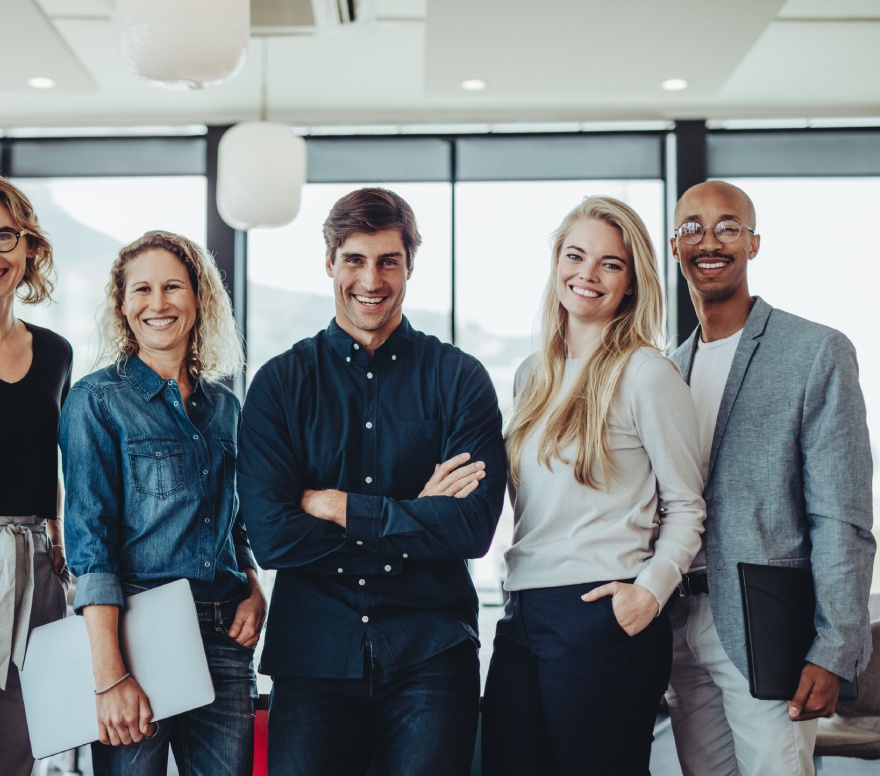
[
  {"x1": 60, "y1": 356, "x2": 255, "y2": 612},
  {"x1": 238, "y1": 317, "x2": 506, "y2": 678}
]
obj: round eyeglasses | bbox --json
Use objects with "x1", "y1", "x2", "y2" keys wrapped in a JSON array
[
  {"x1": 675, "y1": 220, "x2": 755, "y2": 246},
  {"x1": 0, "y1": 230, "x2": 28, "y2": 253}
]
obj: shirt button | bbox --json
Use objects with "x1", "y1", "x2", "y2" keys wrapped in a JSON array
[
  {"x1": 359, "y1": 579, "x2": 366, "y2": 586},
  {"x1": 354, "y1": 344, "x2": 360, "y2": 350},
  {"x1": 192, "y1": 434, "x2": 199, "y2": 440},
  {"x1": 356, "y1": 540, "x2": 363, "y2": 546},
  {"x1": 337, "y1": 568, "x2": 343, "y2": 573},
  {"x1": 365, "y1": 422, "x2": 373, "y2": 429},
  {"x1": 365, "y1": 476, "x2": 372, "y2": 484},
  {"x1": 346, "y1": 357, "x2": 351, "y2": 363},
  {"x1": 191, "y1": 401, "x2": 196, "y2": 406},
  {"x1": 391, "y1": 355, "x2": 397, "y2": 361},
  {"x1": 173, "y1": 401, "x2": 179, "y2": 406},
  {"x1": 402, "y1": 553, "x2": 408, "y2": 559},
  {"x1": 204, "y1": 561, "x2": 211, "y2": 567},
  {"x1": 202, "y1": 469, "x2": 208, "y2": 475},
  {"x1": 204, "y1": 518, "x2": 210, "y2": 523},
  {"x1": 168, "y1": 380, "x2": 175, "y2": 385},
  {"x1": 155, "y1": 452, "x2": 161, "y2": 458},
  {"x1": 361, "y1": 615, "x2": 369, "y2": 623},
  {"x1": 366, "y1": 372, "x2": 373, "y2": 379},
  {"x1": 384, "y1": 565, "x2": 391, "y2": 572}
]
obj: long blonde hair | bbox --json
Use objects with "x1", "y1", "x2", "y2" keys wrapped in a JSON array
[
  {"x1": 506, "y1": 196, "x2": 664, "y2": 488},
  {"x1": 96, "y1": 230, "x2": 244, "y2": 381}
]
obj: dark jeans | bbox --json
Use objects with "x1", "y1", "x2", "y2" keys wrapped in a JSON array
[
  {"x1": 482, "y1": 583, "x2": 672, "y2": 776},
  {"x1": 92, "y1": 596, "x2": 257, "y2": 776},
  {"x1": 268, "y1": 640, "x2": 480, "y2": 776}
]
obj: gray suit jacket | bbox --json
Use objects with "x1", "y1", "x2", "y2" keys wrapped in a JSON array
[{"x1": 672, "y1": 297, "x2": 875, "y2": 681}]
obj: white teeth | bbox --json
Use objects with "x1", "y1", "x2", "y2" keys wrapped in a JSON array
[
  {"x1": 145, "y1": 317, "x2": 175, "y2": 327},
  {"x1": 355, "y1": 295, "x2": 382, "y2": 305},
  {"x1": 697, "y1": 261, "x2": 726, "y2": 269},
  {"x1": 571, "y1": 287, "x2": 600, "y2": 298}
]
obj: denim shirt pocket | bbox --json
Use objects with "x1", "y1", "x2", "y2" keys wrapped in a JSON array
[
  {"x1": 220, "y1": 437, "x2": 237, "y2": 490},
  {"x1": 128, "y1": 437, "x2": 185, "y2": 499}
]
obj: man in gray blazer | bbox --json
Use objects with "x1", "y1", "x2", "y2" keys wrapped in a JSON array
[{"x1": 665, "y1": 180, "x2": 875, "y2": 776}]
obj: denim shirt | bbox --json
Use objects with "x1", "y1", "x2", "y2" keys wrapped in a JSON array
[
  {"x1": 60, "y1": 355, "x2": 255, "y2": 612},
  {"x1": 238, "y1": 317, "x2": 506, "y2": 678}
]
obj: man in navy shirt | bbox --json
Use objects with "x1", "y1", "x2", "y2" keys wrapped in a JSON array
[{"x1": 238, "y1": 187, "x2": 506, "y2": 775}]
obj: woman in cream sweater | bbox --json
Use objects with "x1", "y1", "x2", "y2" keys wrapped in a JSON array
[{"x1": 482, "y1": 196, "x2": 705, "y2": 776}]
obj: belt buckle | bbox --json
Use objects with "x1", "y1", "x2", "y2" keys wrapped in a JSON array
[{"x1": 677, "y1": 575, "x2": 691, "y2": 597}]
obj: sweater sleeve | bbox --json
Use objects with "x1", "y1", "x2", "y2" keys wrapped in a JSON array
[{"x1": 628, "y1": 353, "x2": 706, "y2": 606}]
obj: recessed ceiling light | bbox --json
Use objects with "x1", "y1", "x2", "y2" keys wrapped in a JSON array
[
  {"x1": 28, "y1": 77, "x2": 56, "y2": 90},
  {"x1": 461, "y1": 79, "x2": 487, "y2": 92},
  {"x1": 662, "y1": 78, "x2": 688, "y2": 92}
]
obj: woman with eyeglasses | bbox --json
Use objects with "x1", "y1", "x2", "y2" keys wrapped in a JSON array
[
  {"x1": 0, "y1": 177, "x2": 73, "y2": 776},
  {"x1": 59, "y1": 231, "x2": 266, "y2": 776},
  {"x1": 481, "y1": 196, "x2": 706, "y2": 775}
]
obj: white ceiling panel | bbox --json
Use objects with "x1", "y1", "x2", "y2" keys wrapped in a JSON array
[{"x1": 424, "y1": 0, "x2": 786, "y2": 97}]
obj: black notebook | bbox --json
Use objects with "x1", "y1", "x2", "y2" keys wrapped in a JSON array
[{"x1": 737, "y1": 562, "x2": 858, "y2": 701}]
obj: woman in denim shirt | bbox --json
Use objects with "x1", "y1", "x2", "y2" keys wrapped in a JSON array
[{"x1": 60, "y1": 231, "x2": 266, "y2": 776}]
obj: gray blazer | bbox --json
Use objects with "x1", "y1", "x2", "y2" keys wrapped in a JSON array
[{"x1": 672, "y1": 297, "x2": 875, "y2": 682}]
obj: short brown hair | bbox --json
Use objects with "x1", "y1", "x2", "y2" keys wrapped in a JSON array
[
  {"x1": 0, "y1": 177, "x2": 55, "y2": 304},
  {"x1": 323, "y1": 187, "x2": 422, "y2": 268}
]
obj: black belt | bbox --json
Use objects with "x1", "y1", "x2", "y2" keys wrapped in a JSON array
[{"x1": 677, "y1": 571, "x2": 709, "y2": 597}]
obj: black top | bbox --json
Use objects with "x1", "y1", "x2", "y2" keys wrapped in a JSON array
[
  {"x1": 238, "y1": 317, "x2": 506, "y2": 678},
  {"x1": 0, "y1": 322, "x2": 73, "y2": 520}
]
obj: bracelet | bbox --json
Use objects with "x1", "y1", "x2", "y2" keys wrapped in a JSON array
[{"x1": 94, "y1": 672, "x2": 131, "y2": 695}]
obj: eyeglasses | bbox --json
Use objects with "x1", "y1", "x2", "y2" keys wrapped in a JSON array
[
  {"x1": 0, "y1": 230, "x2": 28, "y2": 253},
  {"x1": 674, "y1": 220, "x2": 755, "y2": 245}
]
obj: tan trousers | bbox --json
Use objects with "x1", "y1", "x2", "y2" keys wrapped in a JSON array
[{"x1": 0, "y1": 517, "x2": 69, "y2": 776}]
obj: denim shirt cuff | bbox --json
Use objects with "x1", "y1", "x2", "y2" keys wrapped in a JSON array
[
  {"x1": 344, "y1": 493, "x2": 381, "y2": 551},
  {"x1": 73, "y1": 572, "x2": 124, "y2": 614}
]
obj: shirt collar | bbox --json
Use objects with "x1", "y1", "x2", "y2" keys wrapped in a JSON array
[
  {"x1": 118, "y1": 354, "x2": 208, "y2": 403},
  {"x1": 324, "y1": 316, "x2": 415, "y2": 363}
]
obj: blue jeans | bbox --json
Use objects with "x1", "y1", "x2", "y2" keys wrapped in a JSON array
[
  {"x1": 268, "y1": 639, "x2": 480, "y2": 776},
  {"x1": 92, "y1": 596, "x2": 257, "y2": 776},
  {"x1": 482, "y1": 583, "x2": 672, "y2": 776}
]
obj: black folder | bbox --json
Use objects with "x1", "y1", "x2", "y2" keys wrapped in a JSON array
[{"x1": 737, "y1": 562, "x2": 858, "y2": 701}]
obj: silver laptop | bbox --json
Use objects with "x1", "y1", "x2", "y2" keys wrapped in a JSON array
[{"x1": 20, "y1": 578, "x2": 216, "y2": 759}]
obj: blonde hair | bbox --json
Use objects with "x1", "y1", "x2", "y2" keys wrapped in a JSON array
[
  {"x1": 0, "y1": 177, "x2": 55, "y2": 304},
  {"x1": 506, "y1": 196, "x2": 664, "y2": 488},
  {"x1": 96, "y1": 230, "x2": 244, "y2": 381}
]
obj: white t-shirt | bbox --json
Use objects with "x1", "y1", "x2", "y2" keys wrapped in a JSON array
[{"x1": 687, "y1": 328, "x2": 742, "y2": 570}]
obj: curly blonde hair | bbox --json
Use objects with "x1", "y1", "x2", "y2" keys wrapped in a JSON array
[
  {"x1": 96, "y1": 231, "x2": 243, "y2": 381},
  {"x1": 0, "y1": 177, "x2": 55, "y2": 304}
]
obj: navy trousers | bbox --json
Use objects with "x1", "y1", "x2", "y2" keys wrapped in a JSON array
[{"x1": 482, "y1": 582, "x2": 672, "y2": 776}]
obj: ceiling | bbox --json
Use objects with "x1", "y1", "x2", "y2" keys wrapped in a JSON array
[{"x1": 3, "y1": 0, "x2": 880, "y2": 133}]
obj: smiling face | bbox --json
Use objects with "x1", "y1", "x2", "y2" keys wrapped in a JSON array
[
  {"x1": 121, "y1": 248, "x2": 199, "y2": 365},
  {"x1": 555, "y1": 217, "x2": 633, "y2": 335},
  {"x1": 326, "y1": 229, "x2": 412, "y2": 351},
  {"x1": 0, "y1": 204, "x2": 31, "y2": 305},
  {"x1": 671, "y1": 181, "x2": 760, "y2": 306}
]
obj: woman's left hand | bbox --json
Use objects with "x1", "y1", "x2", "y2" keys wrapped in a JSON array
[
  {"x1": 227, "y1": 570, "x2": 267, "y2": 649},
  {"x1": 581, "y1": 582, "x2": 659, "y2": 637},
  {"x1": 52, "y1": 544, "x2": 68, "y2": 576}
]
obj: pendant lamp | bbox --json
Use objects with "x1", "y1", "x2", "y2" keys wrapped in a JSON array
[
  {"x1": 217, "y1": 40, "x2": 307, "y2": 230},
  {"x1": 117, "y1": 0, "x2": 249, "y2": 89}
]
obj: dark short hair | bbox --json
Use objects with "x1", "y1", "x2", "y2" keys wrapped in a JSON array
[{"x1": 323, "y1": 187, "x2": 422, "y2": 268}]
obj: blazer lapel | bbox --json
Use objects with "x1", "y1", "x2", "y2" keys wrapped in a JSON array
[{"x1": 706, "y1": 297, "x2": 772, "y2": 482}]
